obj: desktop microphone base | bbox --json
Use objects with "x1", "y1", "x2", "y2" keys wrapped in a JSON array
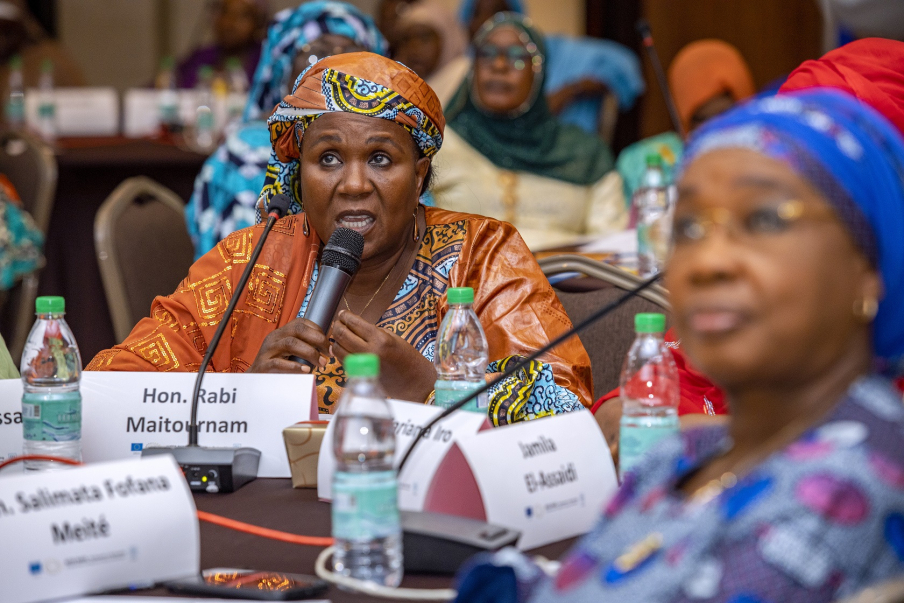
[
  {"x1": 401, "y1": 511, "x2": 521, "y2": 574},
  {"x1": 141, "y1": 446, "x2": 261, "y2": 493}
]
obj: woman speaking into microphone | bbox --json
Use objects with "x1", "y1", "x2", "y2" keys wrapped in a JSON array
[{"x1": 87, "y1": 52, "x2": 592, "y2": 423}]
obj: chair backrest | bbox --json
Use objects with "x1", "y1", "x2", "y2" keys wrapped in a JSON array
[
  {"x1": 95, "y1": 177, "x2": 194, "y2": 342},
  {"x1": 0, "y1": 130, "x2": 57, "y2": 234},
  {"x1": 539, "y1": 254, "x2": 670, "y2": 400}
]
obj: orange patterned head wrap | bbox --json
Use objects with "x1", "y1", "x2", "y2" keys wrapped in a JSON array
[{"x1": 259, "y1": 52, "x2": 445, "y2": 215}]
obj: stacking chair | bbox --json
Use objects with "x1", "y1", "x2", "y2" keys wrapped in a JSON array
[
  {"x1": 0, "y1": 130, "x2": 58, "y2": 362},
  {"x1": 539, "y1": 254, "x2": 670, "y2": 400},
  {"x1": 94, "y1": 177, "x2": 194, "y2": 343}
]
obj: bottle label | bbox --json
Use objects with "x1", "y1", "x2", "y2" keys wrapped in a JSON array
[
  {"x1": 434, "y1": 379, "x2": 486, "y2": 412},
  {"x1": 38, "y1": 103, "x2": 55, "y2": 118},
  {"x1": 332, "y1": 470, "x2": 400, "y2": 541},
  {"x1": 22, "y1": 391, "x2": 81, "y2": 442},
  {"x1": 619, "y1": 414, "x2": 678, "y2": 476}
]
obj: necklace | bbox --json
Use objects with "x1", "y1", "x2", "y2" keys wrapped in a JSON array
[{"x1": 343, "y1": 269, "x2": 393, "y2": 316}]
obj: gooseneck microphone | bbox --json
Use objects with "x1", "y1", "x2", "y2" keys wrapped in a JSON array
[
  {"x1": 141, "y1": 194, "x2": 292, "y2": 493},
  {"x1": 290, "y1": 227, "x2": 365, "y2": 367},
  {"x1": 636, "y1": 19, "x2": 685, "y2": 139},
  {"x1": 397, "y1": 272, "x2": 664, "y2": 472}
]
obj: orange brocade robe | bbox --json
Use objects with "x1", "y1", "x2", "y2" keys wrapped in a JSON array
[{"x1": 87, "y1": 207, "x2": 593, "y2": 414}]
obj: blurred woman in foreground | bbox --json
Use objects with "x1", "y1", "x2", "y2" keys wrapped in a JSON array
[{"x1": 455, "y1": 89, "x2": 904, "y2": 601}]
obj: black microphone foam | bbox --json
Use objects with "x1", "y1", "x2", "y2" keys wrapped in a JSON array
[
  {"x1": 267, "y1": 194, "x2": 292, "y2": 219},
  {"x1": 322, "y1": 227, "x2": 364, "y2": 275}
]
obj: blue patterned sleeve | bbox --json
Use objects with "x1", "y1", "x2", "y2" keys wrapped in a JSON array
[{"x1": 486, "y1": 356, "x2": 586, "y2": 426}]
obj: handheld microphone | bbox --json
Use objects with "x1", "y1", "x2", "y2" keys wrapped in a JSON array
[
  {"x1": 290, "y1": 227, "x2": 365, "y2": 366},
  {"x1": 141, "y1": 194, "x2": 292, "y2": 493},
  {"x1": 397, "y1": 272, "x2": 664, "y2": 472},
  {"x1": 636, "y1": 19, "x2": 685, "y2": 139}
]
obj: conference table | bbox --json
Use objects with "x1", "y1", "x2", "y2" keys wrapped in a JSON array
[{"x1": 117, "y1": 478, "x2": 577, "y2": 602}]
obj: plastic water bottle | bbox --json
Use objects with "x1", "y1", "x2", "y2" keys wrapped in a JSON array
[
  {"x1": 634, "y1": 154, "x2": 674, "y2": 278},
  {"x1": 37, "y1": 59, "x2": 56, "y2": 143},
  {"x1": 618, "y1": 313, "x2": 678, "y2": 477},
  {"x1": 225, "y1": 57, "x2": 248, "y2": 129},
  {"x1": 194, "y1": 66, "x2": 217, "y2": 151},
  {"x1": 156, "y1": 56, "x2": 181, "y2": 136},
  {"x1": 434, "y1": 287, "x2": 489, "y2": 413},
  {"x1": 332, "y1": 353, "x2": 403, "y2": 587},
  {"x1": 5, "y1": 54, "x2": 25, "y2": 131},
  {"x1": 20, "y1": 296, "x2": 83, "y2": 471}
]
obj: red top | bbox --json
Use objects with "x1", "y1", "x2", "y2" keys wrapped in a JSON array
[{"x1": 591, "y1": 328, "x2": 728, "y2": 416}]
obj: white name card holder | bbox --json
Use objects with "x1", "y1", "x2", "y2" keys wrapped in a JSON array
[
  {"x1": 122, "y1": 89, "x2": 162, "y2": 138},
  {"x1": 316, "y1": 399, "x2": 486, "y2": 510},
  {"x1": 26, "y1": 87, "x2": 119, "y2": 136},
  {"x1": 0, "y1": 373, "x2": 314, "y2": 477},
  {"x1": 421, "y1": 410, "x2": 619, "y2": 550},
  {"x1": 0, "y1": 456, "x2": 199, "y2": 603}
]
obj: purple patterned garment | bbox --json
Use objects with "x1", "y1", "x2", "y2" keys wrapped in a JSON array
[{"x1": 455, "y1": 376, "x2": 904, "y2": 603}]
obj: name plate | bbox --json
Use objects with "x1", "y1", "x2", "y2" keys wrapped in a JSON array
[
  {"x1": 316, "y1": 399, "x2": 486, "y2": 510},
  {"x1": 0, "y1": 456, "x2": 199, "y2": 603},
  {"x1": 26, "y1": 87, "x2": 119, "y2": 136},
  {"x1": 427, "y1": 410, "x2": 618, "y2": 550},
  {"x1": 0, "y1": 372, "x2": 314, "y2": 477}
]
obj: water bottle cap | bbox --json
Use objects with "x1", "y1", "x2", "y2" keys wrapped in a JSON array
[
  {"x1": 225, "y1": 57, "x2": 242, "y2": 69},
  {"x1": 344, "y1": 353, "x2": 379, "y2": 378},
  {"x1": 36, "y1": 296, "x2": 65, "y2": 314},
  {"x1": 645, "y1": 153, "x2": 663, "y2": 167},
  {"x1": 40, "y1": 58, "x2": 53, "y2": 73},
  {"x1": 198, "y1": 65, "x2": 214, "y2": 79},
  {"x1": 9, "y1": 54, "x2": 22, "y2": 69},
  {"x1": 447, "y1": 287, "x2": 474, "y2": 305},
  {"x1": 160, "y1": 55, "x2": 174, "y2": 69},
  {"x1": 635, "y1": 312, "x2": 665, "y2": 333}
]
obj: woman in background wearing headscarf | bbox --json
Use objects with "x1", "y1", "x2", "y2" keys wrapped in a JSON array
[
  {"x1": 0, "y1": 0, "x2": 84, "y2": 91},
  {"x1": 175, "y1": 0, "x2": 267, "y2": 89},
  {"x1": 457, "y1": 0, "x2": 644, "y2": 136},
  {"x1": 456, "y1": 88, "x2": 904, "y2": 603},
  {"x1": 780, "y1": 37, "x2": 904, "y2": 133},
  {"x1": 91, "y1": 52, "x2": 593, "y2": 423},
  {"x1": 392, "y1": 0, "x2": 470, "y2": 107},
  {"x1": 432, "y1": 13, "x2": 626, "y2": 251},
  {"x1": 616, "y1": 40, "x2": 755, "y2": 208},
  {"x1": 184, "y1": 1, "x2": 387, "y2": 259}
]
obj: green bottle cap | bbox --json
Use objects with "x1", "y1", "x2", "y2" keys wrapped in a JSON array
[
  {"x1": 9, "y1": 54, "x2": 22, "y2": 69},
  {"x1": 198, "y1": 65, "x2": 214, "y2": 79},
  {"x1": 160, "y1": 55, "x2": 174, "y2": 70},
  {"x1": 447, "y1": 287, "x2": 474, "y2": 305},
  {"x1": 344, "y1": 353, "x2": 379, "y2": 378},
  {"x1": 635, "y1": 312, "x2": 665, "y2": 333},
  {"x1": 225, "y1": 57, "x2": 241, "y2": 69},
  {"x1": 645, "y1": 153, "x2": 663, "y2": 167},
  {"x1": 36, "y1": 296, "x2": 65, "y2": 314},
  {"x1": 40, "y1": 58, "x2": 53, "y2": 73}
]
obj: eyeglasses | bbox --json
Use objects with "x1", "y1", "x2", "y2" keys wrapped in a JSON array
[
  {"x1": 475, "y1": 44, "x2": 535, "y2": 71},
  {"x1": 672, "y1": 199, "x2": 838, "y2": 247}
]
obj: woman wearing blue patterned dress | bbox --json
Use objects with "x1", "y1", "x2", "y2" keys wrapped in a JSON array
[
  {"x1": 454, "y1": 89, "x2": 904, "y2": 601},
  {"x1": 184, "y1": 1, "x2": 387, "y2": 259}
]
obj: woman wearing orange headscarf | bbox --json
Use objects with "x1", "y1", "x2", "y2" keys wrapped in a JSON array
[
  {"x1": 86, "y1": 52, "x2": 593, "y2": 424},
  {"x1": 668, "y1": 39, "x2": 756, "y2": 134}
]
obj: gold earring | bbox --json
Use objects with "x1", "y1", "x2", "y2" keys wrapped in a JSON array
[
  {"x1": 302, "y1": 213, "x2": 310, "y2": 237},
  {"x1": 853, "y1": 297, "x2": 879, "y2": 321},
  {"x1": 412, "y1": 208, "x2": 420, "y2": 242}
]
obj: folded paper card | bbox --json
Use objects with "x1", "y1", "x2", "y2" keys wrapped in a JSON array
[{"x1": 0, "y1": 456, "x2": 199, "y2": 603}]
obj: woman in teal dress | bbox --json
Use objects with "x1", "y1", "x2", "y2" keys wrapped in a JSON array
[{"x1": 184, "y1": 1, "x2": 387, "y2": 259}]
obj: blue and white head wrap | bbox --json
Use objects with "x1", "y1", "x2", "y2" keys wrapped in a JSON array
[
  {"x1": 682, "y1": 89, "x2": 904, "y2": 369},
  {"x1": 243, "y1": 1, "x2": 388, "y2": 121}
]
